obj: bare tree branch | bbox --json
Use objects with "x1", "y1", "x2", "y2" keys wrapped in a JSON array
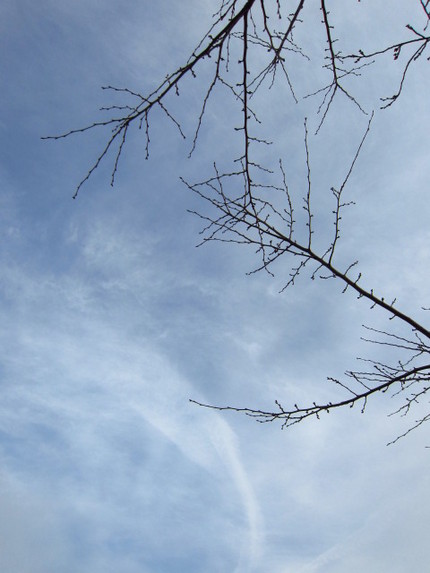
[{"x1": 48, "y1": 1, "x2": 430, "y2": 442}]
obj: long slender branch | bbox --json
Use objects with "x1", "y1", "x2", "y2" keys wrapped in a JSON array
[
  {"x1": 247, "y1": 211, "x2": 430, "y2": 340},
  {"x1": 190, "y1": 364, "x2": 430, "y2": 425},
  {"x1": 189, "y1": 165, "x2": 430, "y2": 340},
  {"x1": 44, "y1": 0, "x2": 259, "y2": 196}
]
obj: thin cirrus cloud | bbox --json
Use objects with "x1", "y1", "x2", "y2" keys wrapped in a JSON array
[
  {"x1": 0, "y1": 1, "x2": 429, "y2": 572},
  {"x1": 0, "y1": 217, "x2": 264, "y2": 571}
]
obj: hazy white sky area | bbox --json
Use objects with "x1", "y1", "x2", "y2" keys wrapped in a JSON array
[{"x1": 1, "y1": 1, "x2": 429, "y2": 571}]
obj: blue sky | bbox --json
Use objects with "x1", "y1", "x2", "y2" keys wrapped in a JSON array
[{"x1": 1, "y1": 1, "x2": 429, "y2": 572}]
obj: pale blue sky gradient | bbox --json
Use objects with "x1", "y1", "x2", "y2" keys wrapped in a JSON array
[{"x1": 1, "y1": 1, "x2": 429, "y2": 572}]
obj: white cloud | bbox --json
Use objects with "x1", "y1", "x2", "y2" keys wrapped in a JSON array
[{"x1": 1, "y1": 1, "x2": 429, "y2": 572}]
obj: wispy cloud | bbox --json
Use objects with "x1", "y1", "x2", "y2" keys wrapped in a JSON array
[{"x1": 1, "y1": 1, "x2": 430, "y2": 571}]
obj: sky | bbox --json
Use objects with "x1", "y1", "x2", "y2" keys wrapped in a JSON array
[{"x1": 0, "y1": 1, "x2": 429, "y2": 572}]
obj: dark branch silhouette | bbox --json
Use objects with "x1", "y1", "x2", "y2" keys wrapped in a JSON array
[{"x1": 45, "y1": 1, "x2": 430, "y2": 443}]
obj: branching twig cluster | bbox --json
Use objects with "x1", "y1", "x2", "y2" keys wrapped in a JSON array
[
  {"x1": 184, "y1": 126, "x2": 430, "y2": 440},
  {"x1": 341, "y1": 22, "x2": 430, "y2": 108},
  {"x1": 47, "y1": 1, "x2": 430, "y2": 442}
]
